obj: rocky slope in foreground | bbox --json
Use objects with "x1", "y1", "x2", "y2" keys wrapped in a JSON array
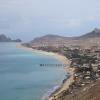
[
  {"x1": 63, "y1": 80, "x2": 100, "y2": 100},
  {"x1": 0, "y1": 34, "x2": 22, "y2": 42}
]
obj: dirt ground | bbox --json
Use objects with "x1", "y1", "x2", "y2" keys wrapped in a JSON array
[{"x1": 61, "y1": 80, "x2": 100, "y2": 100}]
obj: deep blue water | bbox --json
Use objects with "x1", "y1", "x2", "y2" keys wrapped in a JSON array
[{"x1": 0, "y1": 43, "x2": 66, "y2": 100}]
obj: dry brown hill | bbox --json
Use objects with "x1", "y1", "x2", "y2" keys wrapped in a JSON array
[
  {"x1": 63, "y1": 80, "x2": 100, "y2": 100},
  {"x1": 31, "y1": 28, "x2": 100, "y2": 47}
]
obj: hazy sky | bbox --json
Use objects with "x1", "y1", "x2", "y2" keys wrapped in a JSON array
[{"x1": 0, "y1": 0, "x2": 100, "y2": 41}]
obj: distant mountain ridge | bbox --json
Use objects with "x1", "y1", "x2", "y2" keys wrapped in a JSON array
[
  {"x1": 0, "y1": 34, "x2": 22, "y2": 42},
  {"x1": 31, "y1": 28, "x2": 100, "y2": 47}
]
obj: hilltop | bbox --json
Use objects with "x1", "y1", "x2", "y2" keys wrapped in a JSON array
[
  {"x1": 79, "y1": 28, "x2": 100, "y2": 38},
  {"x1": 0, "y1": 34, "x2": 22, "y2": 42}
]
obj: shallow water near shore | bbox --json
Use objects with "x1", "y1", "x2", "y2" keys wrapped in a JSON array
[{"x1": 0, "y1": 43, "x2": 66, "y2": 100}]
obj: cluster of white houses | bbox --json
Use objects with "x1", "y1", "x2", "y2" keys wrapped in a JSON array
[{"x1": 65, "y1": 47, "x2": 100, "y2": 95}]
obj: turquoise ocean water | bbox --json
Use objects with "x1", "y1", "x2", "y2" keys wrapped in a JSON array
[{"x1": 0, "y1": 43, "x2": 66, "y2": 100}]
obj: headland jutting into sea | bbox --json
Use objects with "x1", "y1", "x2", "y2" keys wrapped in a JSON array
[{"x1": 22, "y1": 43, "x2": 100, "y2": 100}]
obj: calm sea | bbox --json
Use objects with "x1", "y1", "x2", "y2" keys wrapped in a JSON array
[{"x1": 0, "y1": 43, "x2": 66, "y2": 100}]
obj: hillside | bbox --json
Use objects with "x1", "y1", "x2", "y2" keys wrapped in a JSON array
[
  {"x1": 0, "y1": 34, "x2": 22, "y2": 42},
  {"x1": 31, "y1": 28, "x2": 100, "y2": 47},
  {"x1": 63, "y1": 80, "x2": 100, "y2": 100},
  {"x1": 79, "y1": 28, "x2": 100, "y2": 38}
]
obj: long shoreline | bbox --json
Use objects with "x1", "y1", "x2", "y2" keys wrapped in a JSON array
[{"x1": 18, "y1": 44, "x2": 75, "y2": 100}]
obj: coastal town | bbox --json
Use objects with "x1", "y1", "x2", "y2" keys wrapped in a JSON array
[
  {"x1": 1, "y1": 0, "x2": 100, "y2": 100},
  {"x1": 21, "y1": 28, "x2": 100, "y2": 100},
  {"x1": 26, "y1": 44, "x2": 100, "y2": 100}
]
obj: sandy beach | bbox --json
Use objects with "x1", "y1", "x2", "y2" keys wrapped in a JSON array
[{"x1": 18, "y1": 44, "x2": 75, "y2": 100}]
